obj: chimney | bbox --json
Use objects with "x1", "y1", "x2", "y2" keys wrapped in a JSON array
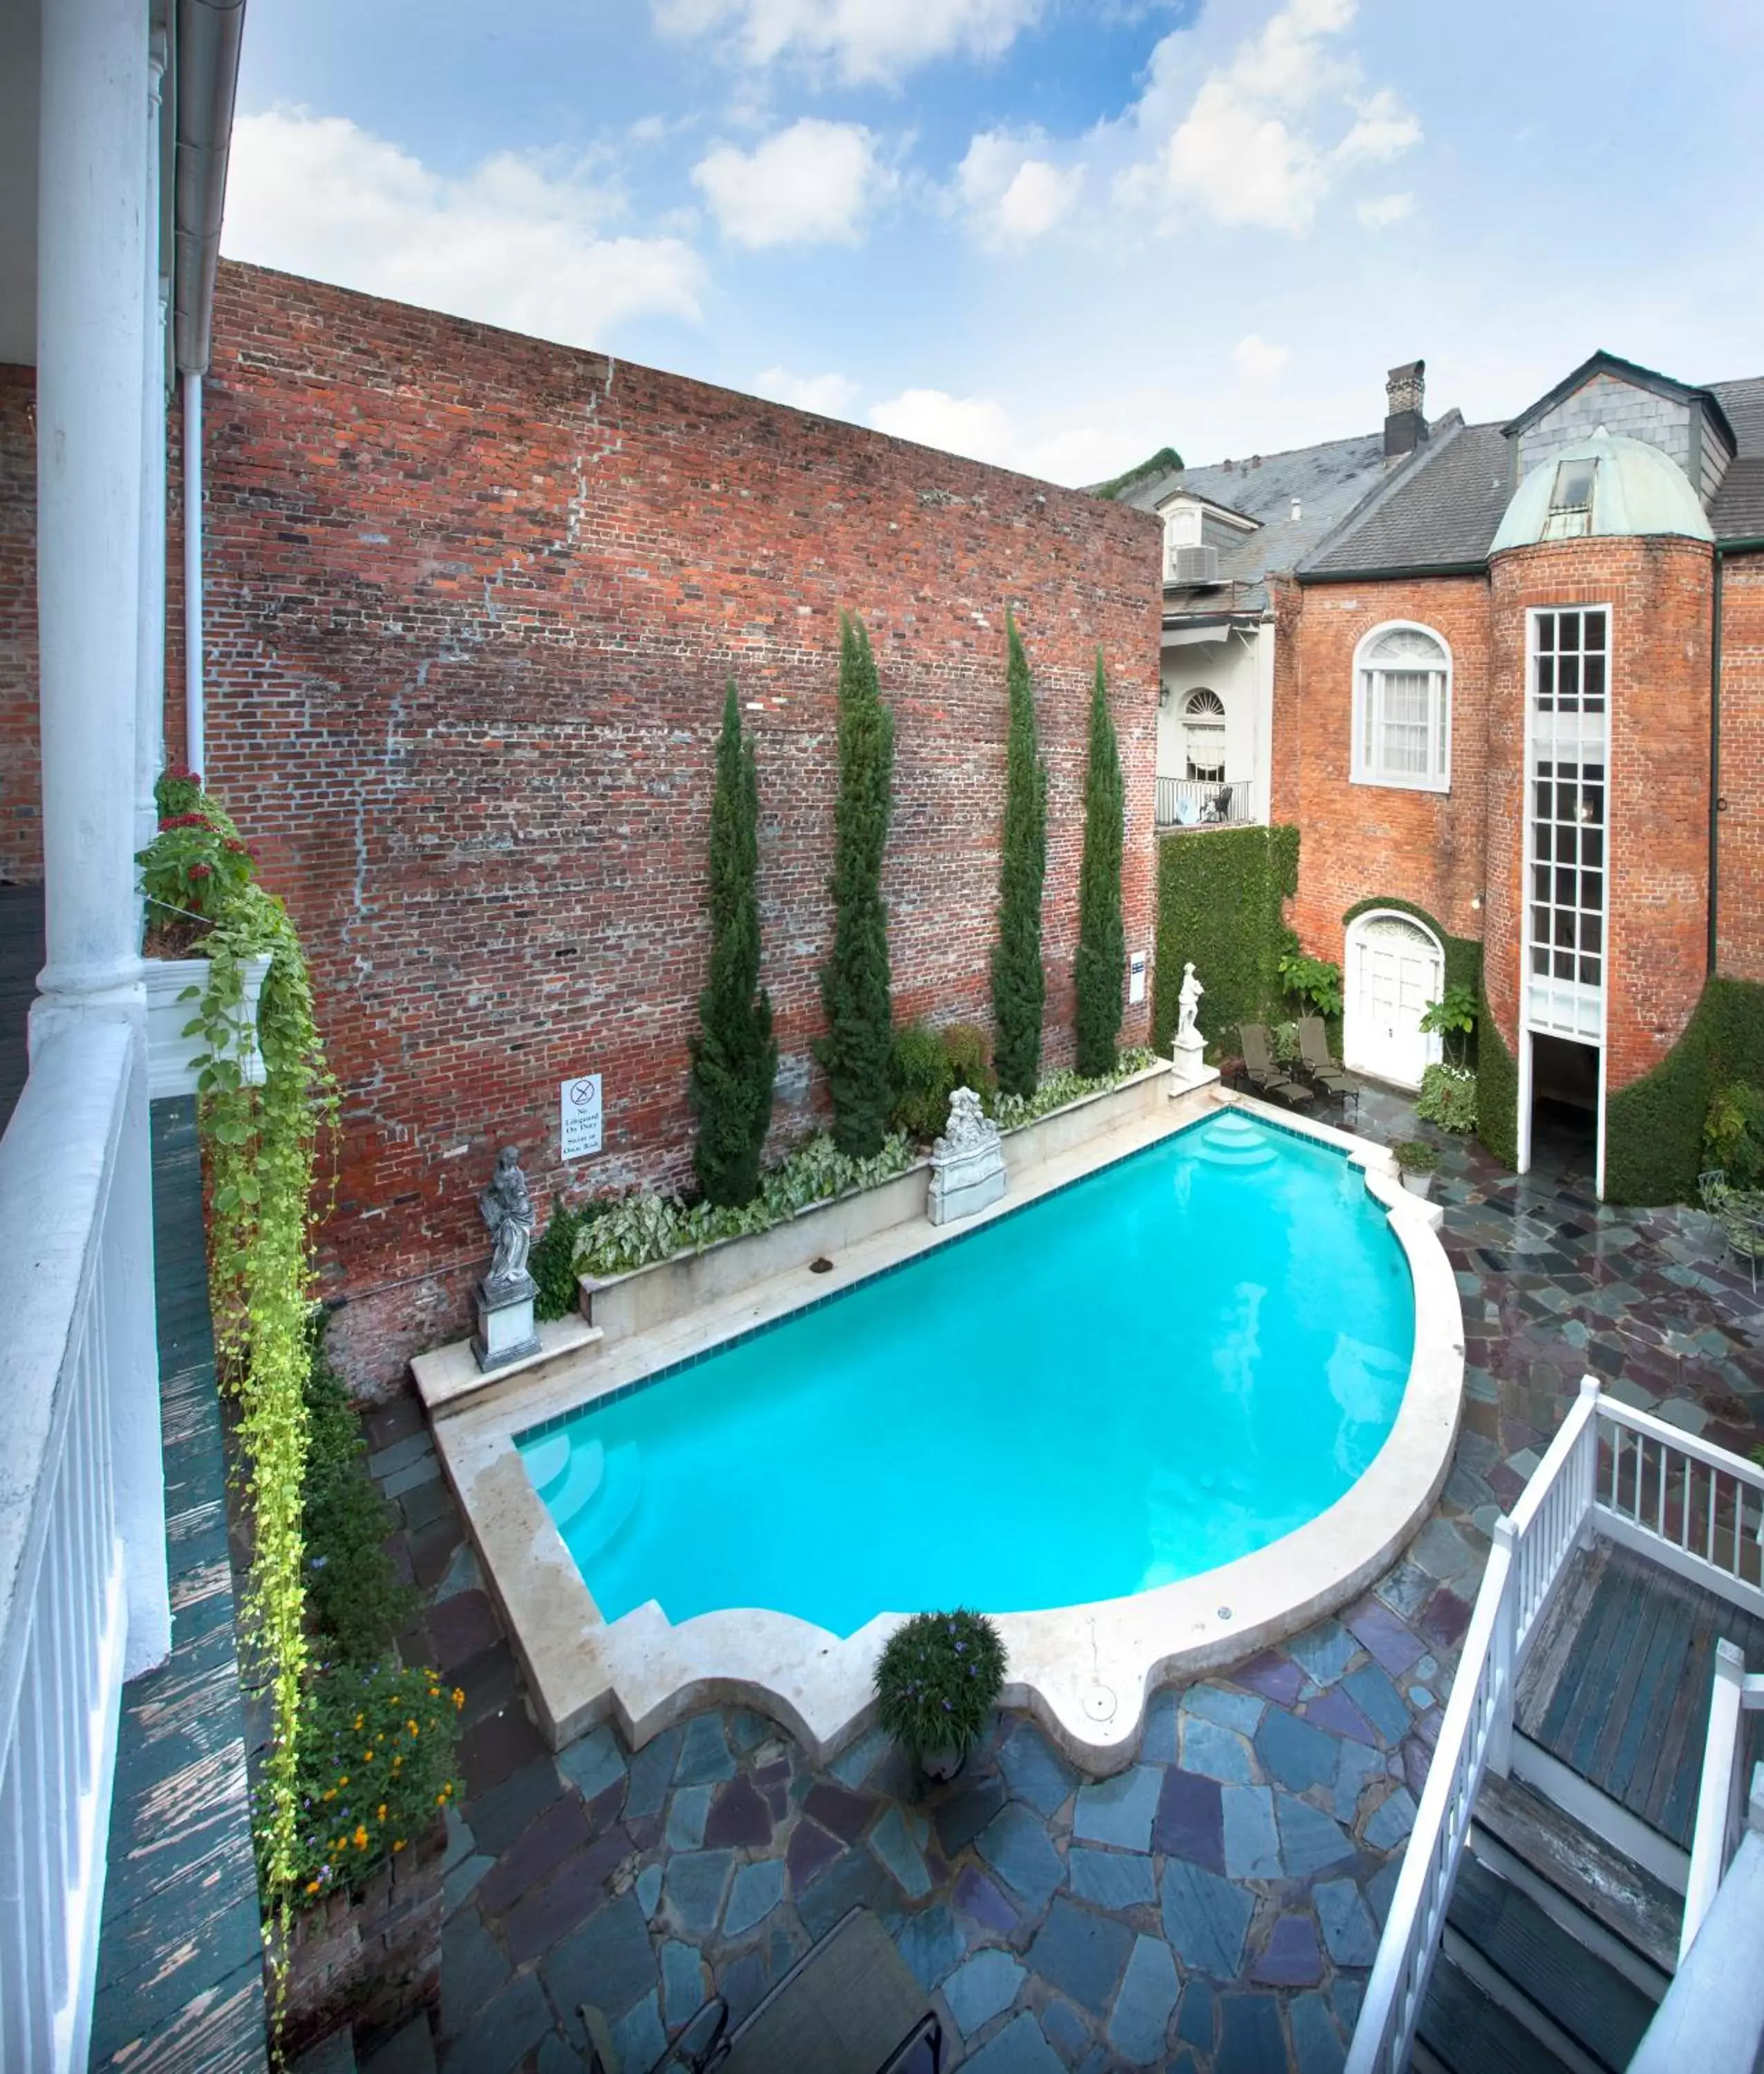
[{"x1": 1385, "y1": 359, "x2": 1427, "y2": 459}]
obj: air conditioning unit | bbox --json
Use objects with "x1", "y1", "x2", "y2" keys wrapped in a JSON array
[{"x1": 1170, "y1": 543, "x2": 1220, "y2": 586}]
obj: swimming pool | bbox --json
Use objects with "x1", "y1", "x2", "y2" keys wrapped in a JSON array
[{"x1": 516, "y1": 1109, "x2": 1414, "y2": 1640}]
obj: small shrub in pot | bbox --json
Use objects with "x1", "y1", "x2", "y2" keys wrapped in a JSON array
[{"x1": 874, "y1": 1609, "x2": 1006, "y2": 1779}]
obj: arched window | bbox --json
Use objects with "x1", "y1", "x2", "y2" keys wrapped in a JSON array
[
  {"x1": 1353, "y1": 623, "x2": 1452, "y2": 792},
  {"x1": 1183, "y1": 688, "x2": 1226, "y2": 781}
]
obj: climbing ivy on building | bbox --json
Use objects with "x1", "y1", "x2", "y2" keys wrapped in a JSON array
[
  {"x1": 689, "y1": 682, "x2": 777, "y2": 1205},
  {"x1": 817, "y1": 613, "x2": 896, "y2": 1157},
  {"x1": 1153, "y1": 824, "x2": 1299, "y2": 1052},
  {"x1": 1605, "y1": 976, "x2": 1764, "y2": 1203},
  {"x1": 990, "y1": 610, "x2": 1048, "y2": 1101},
  {"x1": 1073, "y1": 653, "x2": 1125, "y2": 1078}
]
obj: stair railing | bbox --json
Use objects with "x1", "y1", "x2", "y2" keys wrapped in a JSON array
[{"x1": 1347, "y1": 1376, "x2": 1602, "y2": 2074}]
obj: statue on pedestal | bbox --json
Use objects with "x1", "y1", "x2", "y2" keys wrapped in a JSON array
[
  {"x1": 1176, "y1": 963, "x2": 1205, "y2": 1049},
  {"x1": 478, "y1": 1147, "x2": 536, "y2": 1300}
]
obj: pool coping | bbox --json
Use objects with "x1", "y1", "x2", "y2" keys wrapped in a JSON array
[{"x1": 431, "y1": 1076, "x2": 1465, "y2": 1777}]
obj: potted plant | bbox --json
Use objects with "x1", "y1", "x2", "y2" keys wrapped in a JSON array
[
  {"x1": 873, "y1": 1608, "x2": 1006, "y2": 1782},
  {"x1": 138, "y1": 767, "x2": 273, "y2": 1097},
  {"x1": 1392, "y1": 1139, "x2": 1438, "y2": 1199}
]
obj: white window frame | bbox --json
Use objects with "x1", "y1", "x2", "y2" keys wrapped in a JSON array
[{"x1": 1351, "y1": 620, "x2": 1453, "y2": 794}]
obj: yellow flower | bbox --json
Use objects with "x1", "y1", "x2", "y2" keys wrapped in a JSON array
[
  {"x1": 321, "y1": 1788, "x2": 335, "y2": 1802},
  {"x1": 353, "y1": 1825, "x2": 368, "y2": 1849},
  {"x1": 305, "y1": 1880, "x2": 320, "y2": 1895},
  {"x1": 393, "y1": 1838, "x2": 406, "y2": 1853},
  {"x1": 364, "y1": 1749, "x2": 375, "y2": 1762},
  {"x1": 339, "y1": 1775, "x2": 348, "y2": 1787},
  {"x1": 353, "y1": 1715, "x2": 364, "y2": 1731},
  {"x1": 453, "y1": 1689, "x2": 465, "y2": 1710},
  {"x1": 377, "y1": 1804, "x2": 388, "y2": 1822},
  {"x1": 408, "y1": 1721, "x2": 420, "y2": 1737},
  {"x1": 435, "y1": 1793, "x2": 447, "y2": 1806},
  {"x1": 391, "y1": 1756, "x2": 402, "y2": 1772}
]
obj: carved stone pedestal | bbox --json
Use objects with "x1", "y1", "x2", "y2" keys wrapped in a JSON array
[
  {"x1": 928, "y1": 1087, "x2": 1006, "y2": 1226},
  {"x1": 1170, "y1": 1029, "x2": 1210, "y2": 1092},
  {"x1": 473, "y1": 1273, "x2": 540, "y2": 1373}
]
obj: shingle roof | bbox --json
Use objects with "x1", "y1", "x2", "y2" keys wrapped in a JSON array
[
  {"x1": 1709, "y1": 379, "x2": 1764, "y2": 541},
  {"x1": 1124, "y1": 430, "x2": 1391, "y2": 613},
  {"x1": 1299, "y1": 422, "x2": 1514, "y2": 579}
]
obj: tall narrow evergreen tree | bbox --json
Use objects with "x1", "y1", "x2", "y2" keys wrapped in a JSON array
[
  {"x1": 1073, "y1": 651, "x2": 1125, "y2": 1078},
  {"x1": 688, "y1": 681, "x2": 776, "y2": 1206},
  {"x1": 816, "y1": 613, "x2": 895, "y2": 1156},
  {"x1": 991, "y1": 610, "x2": 1048, "y2": 1100}
]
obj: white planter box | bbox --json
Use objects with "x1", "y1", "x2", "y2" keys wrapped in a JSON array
[{"x1": 144, "y1": 952, "x2": 273, "y2": 1099}]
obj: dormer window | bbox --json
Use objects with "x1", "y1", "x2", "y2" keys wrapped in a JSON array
[
  {"x1": 1543, "y1": 458, "x2": 1597, "y2": 540},
  {"x1": 1165, "y1": 503, "x2": 1203, "y2": 550}
]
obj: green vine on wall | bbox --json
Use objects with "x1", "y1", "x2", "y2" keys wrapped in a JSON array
[{"x1": 1152, "y1": 825, "x2": 1299, "y2": 1054}]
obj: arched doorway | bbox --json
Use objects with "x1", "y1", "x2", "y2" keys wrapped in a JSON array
[{"x1": 1344, "y1": 910, "x2": 1445, "y2": 1090}]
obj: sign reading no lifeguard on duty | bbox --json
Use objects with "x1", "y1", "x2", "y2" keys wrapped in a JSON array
[{"x1": 560, "y1": 1074, "x2": 603, "y2": 1160}]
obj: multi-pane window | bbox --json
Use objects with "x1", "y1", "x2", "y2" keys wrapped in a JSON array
[
  {"x1": 1526, "y1": 608, "x2": 1610, "y2": 1041},
  {"x1": 1183, "y1": 688, "x2": 1226, "y2": 781},
  {"x1": 1353, "y1": 624, "x2": 1452, "y2": 790}
]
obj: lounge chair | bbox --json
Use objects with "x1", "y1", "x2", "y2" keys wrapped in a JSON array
[
  {"x1": 1297, "y1": 1017, "x2": 1357, "y2": 1107},
  {"x1": 1239, "y1": 1023, "x2": 1315, "y2": 1110},
  {"x1": 585, "y1": 1907, "x2": 942, "y2": 2074}
]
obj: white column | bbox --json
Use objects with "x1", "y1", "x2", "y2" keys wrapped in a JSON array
[
  {"x1": 36, "y1": 0, "x2": 169, "y2": 1678},
  {"x1": 183, "y1": 369, "x2": 203, "y2": 780},
  {"x1": 135, "y1": 32, "x2": 169, "y2": 858}
]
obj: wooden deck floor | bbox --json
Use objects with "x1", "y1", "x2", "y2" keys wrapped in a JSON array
[{"x1": 1517, "y1": 1541, "x2": 1764, "y2": 1852}]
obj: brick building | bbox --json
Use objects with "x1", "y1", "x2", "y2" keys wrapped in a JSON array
[{"x1": 1135, "y1": 351, "x2": 1764, "y2": 1199}]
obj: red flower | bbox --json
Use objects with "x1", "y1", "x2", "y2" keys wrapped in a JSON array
[
  {"x1": 224, "y1": 839, "x2": 252, "y2": 857},
  {"x1": 158, "y1": 812, "x2": 212, "y2": 831},
  {"x1": 188, "y1": 863, "x2": 213, "y2": 879}
]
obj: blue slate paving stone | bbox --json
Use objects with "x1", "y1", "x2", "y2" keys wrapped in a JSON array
[
  {"x1": 1161, "y1": 1860, "x2": 1254, "y2": 1978},
  {"x1": 1154, "y1": 1766, "x2": 1225, "y2": 1873},
  {"x1": 662, "y1": 1849, "x2": 735, "y2": 1935},
  {"x1": 828, "y1": 1724, "x2": 891, "y2": 1788},
  {"x1": 998, "y1": 1723, "x2": 1077, "y2": 1817},
  {"x1": 977, "y1": 1801, "x2": 1064, "y2": 1912},
  {"x1": 1042, "y1": 1999, "x2": 1091, "y2": 2055},
  {"x1": 1180, "y1": 1715, "x2": 1257, "y2": 1784},
  {"x1": 1365, "y1": 1856, "x2": 1401, "y2": 1927},
  {"x1": 1215, "y1": 1991, "x2": 1288, "y2": 2074},
  {"x1": 897, "y1": 1902, "x2": 967, "y2": 1990},
  {"x1": 726, "y1": 1708, "x2": 769, "y2": 1753},
  {"x1": 1332, "y1": 1739, "x2": 1389, "y2": 1824},
  {"x1": 1252, "y1": 1911, "x2": 1324, "y2": 1987},
  {"x1": 440, "y1": 1905, "x2": 509, "y2": 2039},
  {"x1": 1175, "y1": 1977, "x2": 1215, "y2": 2051},
  {"x1": 1107, "y1": 1934, "x2": 1180, "y2": 2066},
  {"x1": 665, "y1": 1784, "x2": 712, "y2": 1850},
  {"x1": 964, "y1": 2011, "x2": 1065, "y2": 2073},
  {"x1": 795, "y1": 1837, "x2": 894, "y2": 1944},
  {"x1": 720, "y1": 1954, "x2": 769, "y2": 2031},
  {"x1": 1072, "y1": 1764, "x2": 1161, "y2": 1851},
  {"x1": 674, "y1": 1714, "x2": 735, "y2": 1786},
  {"x1": 545, "y1": 1891, "x2": 657, "y2": 2026},
  {"x1": 1183, "y1": 1685, "x2": 1266, "y2": 1736},
  {"x1": 1068, "y1": 1845, "x2": 1157, "y2": 1909},
  {"x1": 636, "y1": 1862, "x2": 663, "y2": 1918},
  {"x1": 870, "y1": 1804, "x2": 933, "y2": 1898},
  {"x1": 1141, "y1": 1688, "x2": 1179, "y2": 1763},
  {"x1": 704, "y1": 1774, "x2": 774, "y2": 1849},
  {"x1": 723, "y1": 1858, "x2": 786, "y2": 1938},
  {"x1": 953, "y1": 1864, "x2": 1019, "y2": 1935},
  {"x1": 612, "y1": 1991, "x2": 666, "y2": 2074},
  {"x1": 1255, "y1": 1706, "x2": 1340, "y2": 1794},
  {"x1": 1291, "y1": 1992, "x2": 1349, "y2": 2074},
  {"x1": 933, "y1": 1773, "x2": 1008, "y2": 1857},
  {"x1": 945, "y1": 1949, "x2": 1026, "y2": 2038},
  {"x1": 1331, "y1": 1972, "x2": 1366, "y2": 2037},
  {"x1": 1365, "y1": 1784, "x2": 1418, "y2": 1849},
  {"x1": 623, "y1": 1727, "x2": 683, "y2": 1821},
  {"x1": 1276, "y1": 1791, "x2": 1355, "y2": 1879},
  {"x1": 1027, "y1": 1896, "x2": 1135, "y2": 2015},
  {"x1": 1287, "y1": 1619, "x2": 1359, "y2": 1687},
  {"x1": 1342, "y1": 1663, "x2": 1411, "y2": 1745},
  {"x1": 1311, "y1": 1877, "x2": 1375, "y2": 1972},
  {"x1": 449, "y1": 1970, "x2": 552, "y2": 2074},
  {"x1": 661, "y1": 1940, "x2": 705, "y2": 2028},
  {"x1": 1221, "y1": 1784, "x2": 1282, "y2": 1878}
]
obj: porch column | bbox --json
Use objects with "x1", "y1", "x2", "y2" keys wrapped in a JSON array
[{"x1": 36, "y1": 0, "x2": 170, "y2": 1677}]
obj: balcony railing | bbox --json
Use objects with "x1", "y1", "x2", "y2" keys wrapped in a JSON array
[
  {"x1": 0, "y1": 1020, "x2": 135, "y2": 2073},
  {"x1": 1155, "y1": 776, "x2": 1257, "y2": 829}
]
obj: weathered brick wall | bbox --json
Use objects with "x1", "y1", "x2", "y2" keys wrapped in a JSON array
[
  {"x1": 1273, "y1": 573, "x2": 1492, "y2": 957},
  {"x1": 192, "y1": 262, "x2": 1162, "y2": 1390},
  {"x1": 0, "y1": 365, "x2": 41, "y2": 884},
  {"x1": 1718, "y1": 550, "x2": 1764, "y2": 982}
]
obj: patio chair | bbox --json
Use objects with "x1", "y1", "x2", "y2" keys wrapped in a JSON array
[
  {"x1": 586, "y1": 1907, "x2": 942, "y2": 2074},
  {"x1": 1201, "y1": 784, "x2": 1234, "y2": 823},
  {"x1": 1297, "y1": 1016, "x2": 1357, "y2": 1109},
  {"x1": 1699, "y1": 1168, "x2": 1731, "y2": 1213},
  {"x1": 1239, "y1": 1024, "x2": 1315, "y2": 1110},
  {"x1": 1721, "y1": 1199, "x2": 1764, "y2": 1296}
]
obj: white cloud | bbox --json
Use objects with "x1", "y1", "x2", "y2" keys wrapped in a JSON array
[
  {"x1": 957, "y1": 131, "x2": 1084, "y2": 243},
  {"x1": 1125, "y1": 0, "x2": 1422, "y2": 236},
  {"x1": 1232, "y1": 333, "x2": 1291, "y2": 382},
  {"x1": 693, "y1": 119, "x2": 890, "y2": 247},
  {"x1": 653, "y1": 0, "x2": 1043, "y2": 85},
  {"x1": 1357, "y1": 191, "x2": 1416, "y2": 229},
  {"x1": 223, "y1": 108, "x2": 702, "y2": 346},
  {"x1": 753, "y1": 366, "x2": 861, "y2": 415},
  {"x1": 867, "y1": 388, "x2": 1018, "y2": 467}
]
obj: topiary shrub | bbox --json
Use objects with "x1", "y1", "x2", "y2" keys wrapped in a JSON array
[
  {"x1": 1073, "y1": 654, "x2": 1125, "y2": 1078},
  {"x1": 890, "y1": 1024, "x2": 955, "y2": 1142},
  {"x1": 1416, "y1": 1062, "x2": 1478, "y2": 1133},
  {"x1": 873, "y1": 1609, "x2": 1006, "y2": 1762},
  {"x1": 991, "y1": 610, "x2": 1048, "y2": 1100}
]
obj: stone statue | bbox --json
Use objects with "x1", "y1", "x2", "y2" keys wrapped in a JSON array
[
  {"x1": 478, "y1": 1147, "x2": 536, "y2": 1300},
  {"x1": 1176, "y1": 962, "x2": 1205, "y2": 1048},
  {"x1": 928, "y1": 1087, "x2": 1006, "y2": 1226},
  {"x1": 933, "y1": 1086, "x2": 996, "y2": 1162}
]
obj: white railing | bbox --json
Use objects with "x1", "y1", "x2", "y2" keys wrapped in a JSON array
[
  {"x1": 0, "y1": 1020, "x2": 136, "y2": 2074},
  {"x1": 1594, "y1": 1397, "x2": 1764, "y2": 1613},
  {"x1": 1678, "y1": 1642, "x2": 1764, "y2": 1961}
]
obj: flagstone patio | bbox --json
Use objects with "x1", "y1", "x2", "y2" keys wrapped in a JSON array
[{"x1": 359, "y1": 1103, "x2": 1764, "y2": 2073}]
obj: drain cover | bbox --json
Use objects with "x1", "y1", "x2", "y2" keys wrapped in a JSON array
[{"x1": 1082, "y1": 1684, "x2": 1116, "y2": 1723}]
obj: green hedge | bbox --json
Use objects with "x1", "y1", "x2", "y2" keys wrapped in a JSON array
[
  {"x1": 1476, "y1": 989, "x2": 1519, "y2": 1168},
  {"x1": 1154, "y1": 825, "x2": 1299, "y2": 1054},
  {"x1": 1606, "y1": 976, "x2": 1764, "y2": 1204}
]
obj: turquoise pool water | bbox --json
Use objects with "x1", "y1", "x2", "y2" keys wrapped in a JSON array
[{"x1": 518, "y1": 1112, "x2": 1414, "y2": 1638}]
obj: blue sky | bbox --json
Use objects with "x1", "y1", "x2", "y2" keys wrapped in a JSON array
[{"x1": 223, "y1": 0, "x2": 1764, "y2": 485}]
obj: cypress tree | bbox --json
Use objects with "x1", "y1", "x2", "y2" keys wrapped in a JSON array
[
  {"x1": 991, "y1": 610, "x2": 1048, "y2": 1100},
  {"x1": 1073, "y1": 651, "x2": 1125, "y2": 1078},
  {"x1": 816, "y1": 613, "x2": 895, "y2": 1156},
  {"x1": 688, "y1": 680, "x2": 776, "y2": 1205}
]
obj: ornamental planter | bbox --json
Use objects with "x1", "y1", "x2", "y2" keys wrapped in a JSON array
[
  {"x1": 1399, "y1": 1169, "x2": 1435, "y2": 1200},
  {"x1": 144, "y1": 952, "x2": 272, "y2": 1100}
]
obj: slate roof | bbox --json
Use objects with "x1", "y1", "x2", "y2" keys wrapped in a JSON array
[
  {"x1": 1299, "y1": 422, "x2": 1514, "y2": 579},
  {"x1": 1709, "y1": 377, "x2": 1764, "y2": 542},
  {"x1": 1123, "y1": 429, "x2": 1392, "y2": 614}
]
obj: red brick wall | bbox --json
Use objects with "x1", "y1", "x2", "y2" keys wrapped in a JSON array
[
  {"x1": 1274, "y1": 573, "x2": 1492, "y2": 960},
  {"x1": 1718, "y1": 550, "x2": 1764, "y2": 982},
  {"x1": 0, "y1": 365, "x2": 41, "y2": 884},
  {"x1": 194, "y1": 263, "x2": 1162, "y2": 1391}
]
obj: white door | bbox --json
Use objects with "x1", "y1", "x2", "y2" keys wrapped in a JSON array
[{"x1": 1346, "y1": 915, "x2": 1443, "y2": 1090}]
